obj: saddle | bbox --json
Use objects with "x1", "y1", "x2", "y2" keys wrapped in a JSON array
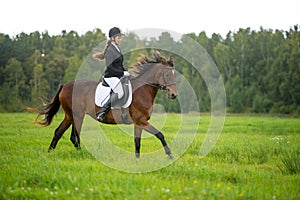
[{"x1": 95, "y1": 76, "x2": 132, "y2": 109}]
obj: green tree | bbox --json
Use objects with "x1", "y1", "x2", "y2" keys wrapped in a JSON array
[
  {"x1": 214, "y1": 42, "x2": 232, "y2": 82},
  {"x1": 30, "y1": 63, "x2": 49, "y2": 105},
  {"x1": 63, "y1": 55, "x2": 82, "y2": 83},
  {"x1": 2, "y1": 58, "x2": 25, "y2": 110}
]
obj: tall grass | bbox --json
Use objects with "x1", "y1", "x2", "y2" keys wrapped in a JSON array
[{"x1": 279, "y1": 148, "x2": 300, "y2": 174}]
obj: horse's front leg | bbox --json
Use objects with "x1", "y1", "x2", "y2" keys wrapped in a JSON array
[
  {"x1": 134, "y1": 125, "x2": 142, "y2": 158},
  {"x1": 70, "y1": 126, "x2": 80, "y2": 149},
  {"x1": 142, "y1": 123, "x2": 172, "y2": 158}
]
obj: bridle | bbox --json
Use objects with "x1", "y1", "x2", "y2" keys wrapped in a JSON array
[
  {"x1": 158, "y1": 66, "x2": 176, "y2": 90},
  {"x1": 130, "y1": 65, "x2": 176, "y2": 90}
]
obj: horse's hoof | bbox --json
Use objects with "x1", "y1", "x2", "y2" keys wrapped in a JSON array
[
  {"x1": 74, "y1": 142, "x2": 80, "y2": 148},
  {"x1": 168, "y1": 154, "x2": 173, "y2": 159},
  {"x1": 164, "y1": 146, "x2": 172, "y2": 156},
  {"x1": 76, "y1": 146, "x2": 81, "y2": 150},
  {"x1": 48, "y1": 146, "x2": 54, "y2": 152},
  {"x1": 135, "y1": 153, "x2": 140, "y2": 158}
]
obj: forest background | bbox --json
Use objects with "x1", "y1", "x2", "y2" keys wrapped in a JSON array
[{"x1": 0, "y1": 25, "x2": 299, "y2": 115}]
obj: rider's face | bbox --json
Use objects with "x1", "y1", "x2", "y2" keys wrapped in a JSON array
[{"x1": 114, "y1": 35, "x2": 122, "y2": 45}]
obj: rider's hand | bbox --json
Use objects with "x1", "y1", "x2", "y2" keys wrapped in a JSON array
[
  {"x1": 92, "y1": 52, "x2": 103, "y2": 60},
  {"x1": 123, "y1": 71, "x2": 130, "y2": 77}
]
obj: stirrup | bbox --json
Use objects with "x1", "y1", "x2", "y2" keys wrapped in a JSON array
[{"x1": 97, "y1": 111, "x2": 106, "y2": 121}]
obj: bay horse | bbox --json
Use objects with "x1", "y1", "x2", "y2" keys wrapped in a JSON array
[{"x1": 33, "y1": 51, "x2": 178, "y2": 158}]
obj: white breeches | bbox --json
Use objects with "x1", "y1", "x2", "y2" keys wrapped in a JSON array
[{"x1": 104, "y1": 77, "x2": 124, "y2": 99}]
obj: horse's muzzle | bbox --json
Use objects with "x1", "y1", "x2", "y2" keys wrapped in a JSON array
[
  {"x1": 166, "y1": 87, "x2": 178, "y2": 99},
  {"x1": 168, "y1": 93, "x2": 178, "y2": 99}
]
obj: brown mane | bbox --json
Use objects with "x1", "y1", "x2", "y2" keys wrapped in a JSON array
[{"x1": 129, "y1": 50, "x2": 172, "y2": 78}]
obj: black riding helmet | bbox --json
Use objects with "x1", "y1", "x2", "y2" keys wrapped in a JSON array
[{"x1": 109, "y1": 27, "x2": 124, "y2": 38}]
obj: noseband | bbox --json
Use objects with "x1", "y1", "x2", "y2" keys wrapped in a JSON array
[{"x1": 158, "y1": 66, "x2": 176, "y2": 90}]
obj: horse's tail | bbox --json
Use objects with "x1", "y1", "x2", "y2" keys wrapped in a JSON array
[{"x1": 27, "y1": 85, "x2": 63, "y2": 126}]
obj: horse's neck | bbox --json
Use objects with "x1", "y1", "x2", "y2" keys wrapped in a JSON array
[
  {"x1": 132, "y1": 66, "x2": 157, "y2": 90},
  {"x1": 132, "y1": 77, "x2": 158, "y2": 94},
  {"x1": 131, "y1": 64, "x2": 160, "y2": 103},
  {"x1": 134, "y1": 85, "x2": 158, "y2": 110},
  {"x1": 131, "y1": 77, "x2": 159, "y2": 104}
]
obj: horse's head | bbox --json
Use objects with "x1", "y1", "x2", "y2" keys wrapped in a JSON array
[
  {"x1": 130, "y1": 51, "x2": 178, "y2": 99},
  {"x1": 155, "y1": 53, "x2": 178, "y2": 99}
]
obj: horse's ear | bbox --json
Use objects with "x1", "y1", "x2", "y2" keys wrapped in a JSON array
[
  {"x1": 168, "y1": 56, "x2": 174, "y2": 66},
  {"x1": 161, "y1": 57, "x2": 168, "y2": 65}
]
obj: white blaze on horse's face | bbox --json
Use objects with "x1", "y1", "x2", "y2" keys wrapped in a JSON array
[{"x1": 163, "y1": 66, "x2": 178, "y2": 100}]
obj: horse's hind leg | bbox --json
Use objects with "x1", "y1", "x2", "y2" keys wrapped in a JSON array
[{"x1": 48, "y1": 117, "x2": 71, "y2": 152}]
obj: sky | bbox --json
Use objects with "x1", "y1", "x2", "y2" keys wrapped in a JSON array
[{"x1": 1, "y1": 0, "x2": 299, "y2": 38}]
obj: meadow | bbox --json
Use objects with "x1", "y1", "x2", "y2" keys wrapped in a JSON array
[{"x1": 0, "y1": 113, "x2": 299, "y2": 199}]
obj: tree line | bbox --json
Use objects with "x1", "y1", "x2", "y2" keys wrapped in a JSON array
[{"x1": 0, "y1": 26, "x2": 299, "y2": 115}]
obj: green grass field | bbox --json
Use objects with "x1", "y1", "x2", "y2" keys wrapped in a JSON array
[{"x1": 0, "y1": 113, "x2": 299, "y2": 199}]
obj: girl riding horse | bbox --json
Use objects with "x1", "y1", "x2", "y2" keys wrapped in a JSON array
[{"x1": 93, "y1": 27, "x2": 130, "y2": 121}]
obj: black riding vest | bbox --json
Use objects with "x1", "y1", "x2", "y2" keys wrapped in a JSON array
[{"x1": 104, "y1": 44, "x2": 125, "y2": 78}]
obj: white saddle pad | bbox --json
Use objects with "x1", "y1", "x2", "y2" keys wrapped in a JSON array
[{"x1": 95, "y1": 81, "x2": 132, "y2": 108}]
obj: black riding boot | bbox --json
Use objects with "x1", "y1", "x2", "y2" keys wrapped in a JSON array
[{"x1": 97, "y1": 92, "x2": 118, "y2": 121}]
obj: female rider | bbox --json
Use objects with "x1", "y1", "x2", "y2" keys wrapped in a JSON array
[{"x1": 93, "y1": 27, "x2": 130, "y2": 121}]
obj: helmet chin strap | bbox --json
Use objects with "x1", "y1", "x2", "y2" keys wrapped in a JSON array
[
  {"x1": 110, "y1": 37, "x2": 117, "y2": 44},
  {"x1": 111, "y1": 36, "x2": 121, "y2": 45}
]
